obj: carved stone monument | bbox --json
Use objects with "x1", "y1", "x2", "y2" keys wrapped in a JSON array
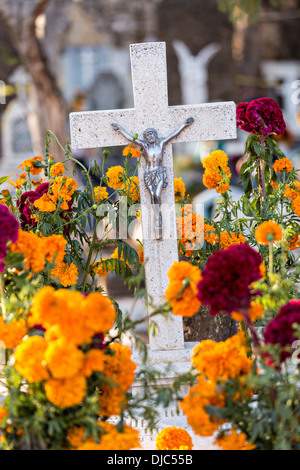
[{"x1": 70, "y1": 41, "x2": 236, "y2": 447}]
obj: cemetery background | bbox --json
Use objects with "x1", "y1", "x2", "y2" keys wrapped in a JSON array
[{"x1": 0, "y1": 0, "x2": 300, "y2": 451}]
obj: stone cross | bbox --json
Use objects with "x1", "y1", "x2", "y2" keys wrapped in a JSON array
[{"x1": 70, "y1": 42, "x2": 236, "y2": 352}]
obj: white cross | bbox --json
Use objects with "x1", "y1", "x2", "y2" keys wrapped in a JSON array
[{"x1": 70, "y1": 42, "x2": 236, "y2": 352}]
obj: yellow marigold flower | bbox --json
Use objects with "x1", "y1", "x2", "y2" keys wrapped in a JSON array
[
  {"x1": 10, "y1": 230, "x2": 45, "y2": 273},
  {"x1": 219, "y1": 231, "x2": 246, "y2": 250},
  {"x1": 214, "y1": 429, "x2": 256, "y2": 450},
  {"x1": 51, "y1": 261, "x2": 79, "y2": 287},
  {"x1": 273, "y1": 157, "x2": 293, "y2": 174},
  {"x1": 0, "y1": 317, "x2": 27, "y2": 350},
  {"x1": 67, "y1": 426, "x2": 86, "y2": 448},
  {"x1": 174, "y1": 177, "x2": 186, "y2": 201},
  {"x1": 14, "y1": 336, "x2": 49, "y2": 383},
  {"x1": 44, "y1": 339, "x2": 85, "y2": 379},
  {"x1": 103, "y1": 342, "x2": 136, "y2": 392},
  {"x1": 191, "y1": 331, "x2": 252, "y2": 381},
  {"x1": 255, "y1": 221, "x2": 283, "y2": 245},
  {"x1": 45, "y1": 374, "x2": 87, "y2": 409},
  {"x1": 138, "y1": 249, "x2": 144, "y2": 264},
  {"x1": 202, "y1": 150, "x2": 231, "y2": 194},
  {"x1": 94, "y1": 186, "x2": 109, "y2": 202},
  {"x1": 92, "y1": 260, "x2": 109, "y2": 278},
  {"x1": 156, "y1": 426, "x2": 193, "y2": 450},
  {"x1": 34, "y1": 193, "x2": 57, "y2": 212},
  {"x1": 136, "y1": 210, "x2": 141, "y2": 223},
  {"x1": 50, "y1": 162, "x2": 65, "y2": 177},
  {"x1": 18, "y1": 156, "x2": 43, "y2": 175},
  {"x1": 106, "y1": 166, "x2": 124, "y2": 189},
  {"x1": 42, "y1": 234, "x2": 66, "y2": 264},
  {"x1": 81, "y1": 292, "x2": 116, "y2": 334},
  {"x1": 123, "y1": 176, "x2": 140, "y2": 202},
  {"x1": 231, "y1": 301, "x2": 264, "y2": 323},
  {"x1": 81, "y1": 349, "x2": 105, "y2": 377},
  {"x1": 123, "y1": 144, "x2": 142, "y2": 159},
  {"x1": 111, "y1": 247, "x2": 130, "y2": 266},
  {"x1": 165, "y1": 261, "x2": 202, "y2": 317},
  {"x1": 180, "y1": 376, "x2": 225, "y2": 437},
  {"x1": 292, "y1": 196, "x2": 300, "y2": 217}
]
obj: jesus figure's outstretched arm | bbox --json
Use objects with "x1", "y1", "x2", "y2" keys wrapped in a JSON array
[
  {"x1": 162, "y1": 117, "x2": 194, "y2": 145},
  {"x1": 111, "y1": 123, "x2": 144, "y2": 148}
]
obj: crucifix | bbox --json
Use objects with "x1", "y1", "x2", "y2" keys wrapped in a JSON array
[{"x1": 70, "y1": 42, "x2": 236, "y2": 352}]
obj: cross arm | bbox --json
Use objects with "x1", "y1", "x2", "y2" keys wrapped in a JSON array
[
  {"x1": 69, "y1": 108, "x2": 138, "y2": 150},
  {"x1": 166, "y1": 101, "x2": 237, "y2": 144}
]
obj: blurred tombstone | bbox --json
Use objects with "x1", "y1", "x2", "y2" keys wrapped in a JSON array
[
  {"x1": 88, "y1": 71, "x2": 124, "y2": 111},
  {"x1": 173, "y1": 40, "x2": 221, "y2": 157},
  {"x1": 0, "y1": 67, "x2": 34, "y2": 178}
]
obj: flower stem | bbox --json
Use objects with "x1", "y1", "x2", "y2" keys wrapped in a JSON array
[
  {"x1": 269, "y1": 242, "x2": 274, "y2": 276},
  {"x1": 82, "y1": 223, "x2": 98, "y2": 292},
  {"x1": 0, "y1": 275, "x2": 6, "y2": 320}
]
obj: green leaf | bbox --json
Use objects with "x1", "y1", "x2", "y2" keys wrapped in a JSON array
[{"x1": 0, "y1": 175, "x2": 14, "y2": 186}]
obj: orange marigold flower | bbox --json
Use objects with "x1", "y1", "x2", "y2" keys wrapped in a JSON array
[
  {"x1": 138, "y1": 249, "x2": 144, "y2": 264},
  {"x1": 214, "y1": 429, "x2": 256, "y2": 450},
  {"x1": 42, "y1": 234, "x2": 66, "y2": 264},
  {"x1": 177, "y1": 212, "x2": 204, "y2": 256},
  {"x1": 156, "y1": 427, "x2": 193, "y2": 450},
  {"x1": 44, "y1": 339, "x2": 85, "y2": 379},
  {"x1": 33, "y1": 193, "x2": 57, "y2": 212},
  {"x1": 67, "y1": 426, "x2": 86, "y2": 448},
  {"x1": 99, "y1": 385, "x2": 126, "y2": 417},
  {"x1": 103, "y1": 342, "x2": 136, "y2": 391},
  {"x1": 81, "y1": 349, "x2": 105, "y2": 377},
  {"x1": 231, "y1": 301, "x2": 264, "y2": 323},
  {"x1": 165, "y1": 261, "x2": 202, "y2": 317},
  {"x1": 14, "y1": 336, "x2": 49, "y2": 383},
  {"x1": 0, "y1": 317, "x2": 27, "y2": 350},
  {"x1": 31, "y1": 177, "x2": 46, "y2": 188},
  {"x1": 123, "y1": 144, "x2": 142, "y2": 159},
  {"x1": 202, "y1": 150, "x2": 231, "y2": 194},
  {"x1": 273, "y1": 157, "x2": 293, "y2": 174},
  {"x1": 10, "y1": 230, "x2": 45, "y2": 273},
  {"x1": 174, "y1": 177, "x2": 186, "y2": 202},
  {"x1": 9, "y1": 174, "x2": 27, "y2": 189},
  {"x1": 45, "y1": 374, "x2": 87, "y2": 409},
  {"x1": 77, "y1": 423, "x2": 140, "y2": 450},
  {"x1": 18, "y1": 156, "x2": 43, "y2": 175},
  {"x1": 255, "y1": 221, "x2": 283, "y2": 245},
  {"x1": 51, "y1": 177, "x2": 78, "y2": 206},
  {"x1": 270, "y1": 180, "x2": 278, "y2": 191},
  {"x1": 30, "y1": 286, "x2": 64, "y2": 328},
  {"x1": 284, "y1": 233, "x2": 300, "y2": 251},
  {"x1": 284, "y1": 180, "x2": 300, "y2": 200},
  {"x1": 106, "y1": 166, "x2": 124, "y2": 190},
  {"x1": 50, "y1": 162, "x2": 65, "y2": 177},
  {"x1": 292, "y1": 196, "x2": 300, "y2": 217},
  {"x1": 123, "y1": 176, "x2": 140, "y2": 202},
  {"x1": 191, "y1": 331, "x2": 252, "y2": 381},
  {"x1": 180, "y1": 376, "x2": 225, "y2": 437},
  {"x1": 219, "y1": 231, "x2": 246, "y2": 250},
  {"x1": 0, "y1": 406, "x2": 8, "y2": 425},
  {"x1": 51, "y1": 261, "x2": 79, "y2": 287},
  {"x1": 94, "y1": 186, "x2": 109, "y2": 202},
  {"x1": 81, "y1": 292, "x2": 116, "y2": 334}
]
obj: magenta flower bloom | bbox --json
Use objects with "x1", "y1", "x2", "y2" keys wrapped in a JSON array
[
  {"x1": 17, "y1": 183, "x2": 49, "y2": 229},
  {"x1": 0, "y1": 204, "x2": 19, "y2": 272},
  {"x1": 236, "y1": 97, "x2": 286, "y2": 136},
  {"x1": 264, "y1": 300, "x2": 300, "y2": 363},
  {"x1": 197, "y1": 244, "x2": 263, "y2": 316}
]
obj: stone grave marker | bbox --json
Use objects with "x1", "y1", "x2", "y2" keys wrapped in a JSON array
[{"x1": 70, "y1": 41, "x2": 236, "y2": 446}]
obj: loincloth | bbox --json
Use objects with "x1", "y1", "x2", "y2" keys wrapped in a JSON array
[{"x1": 144, "y1": 166, "x2": 168, "y2": 189}]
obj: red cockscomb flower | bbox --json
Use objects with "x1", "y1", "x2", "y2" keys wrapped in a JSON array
[
  {"x1": 237, "y1": 98, "x2": 286, "y2": 137},
  {"x1": 0, "y1": 205, "x2": 19, "y2": 272},
  {"x1": 197, "y1": 244, "x2": 263, "y2": 316},
  {"x1": 263, "y1": 300, "x2": 300, "y2": 363}
]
